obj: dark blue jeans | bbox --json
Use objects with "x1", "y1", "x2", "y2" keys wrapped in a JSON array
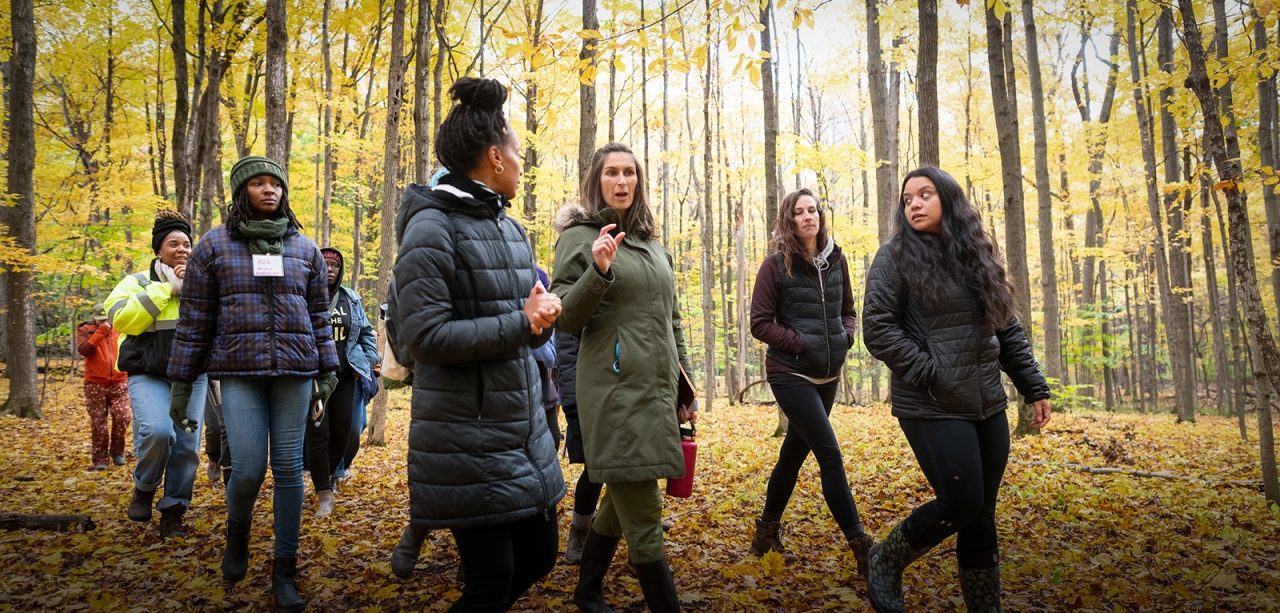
[
  {"x1": 898, "y1": 410, "x2": 1010, "y2": 570},
  {"x1": 220, "y1": 376, "x2": 310, "y2": 559}
]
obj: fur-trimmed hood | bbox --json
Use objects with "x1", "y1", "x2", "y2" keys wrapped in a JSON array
[{"x1": 554, "y1": 204, "x2": 590, "y2": 234}]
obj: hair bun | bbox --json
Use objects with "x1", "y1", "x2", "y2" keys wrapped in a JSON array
[{"x1": 450, "y1": 77, "x2": 507, "y2": 112}]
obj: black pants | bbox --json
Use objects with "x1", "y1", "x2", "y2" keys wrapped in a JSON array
[
  {"x1": 304, "y1": 372, "x2": 356, "y2": 492},
  {"x1": 898, "y1": 410, "x2": 1010, "y2": 570},
  {"x1": 449, "y1": 513, "x2": 559, "y2": 612},
  {"x1": 203, "y1": 384, "x2": 230, "y2": 468},
  {"x1": 763, "y1": 374, "x2": 862, "y2": 536},
  {"x1": 573, "y1": 468, "x2": 604, "y2": 516}
]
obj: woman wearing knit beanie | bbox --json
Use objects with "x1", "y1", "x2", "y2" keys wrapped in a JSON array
[
  {"x1": 166, "y1": 155, "x2": 339, "y2": 613},
  {"x1": 104, "y1": 209, "x2": 207, "y2": 540}
]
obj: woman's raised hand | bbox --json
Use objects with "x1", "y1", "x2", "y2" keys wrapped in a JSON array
[{"x1": 592, "y1": 224, "x2": 626, "y2": 274}]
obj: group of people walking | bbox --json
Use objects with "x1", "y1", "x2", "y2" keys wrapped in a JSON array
[{"x1": 83, "y1": 74, "x2": 1050, "y2": 613}]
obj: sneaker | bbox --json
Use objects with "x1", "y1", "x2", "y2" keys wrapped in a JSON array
[
  {"x1": 316, "y1": 490, "x2": 335, "y2": 518},
  {"x1": 111, "y1": 455, "x2": 126, "y2": 466},
  {"x1": 93, "y1": 463, "x2": 108, "y2": 471}
]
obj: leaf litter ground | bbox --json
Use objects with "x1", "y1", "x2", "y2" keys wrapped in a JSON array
[{"x1": 0, "y1": 379, "x2": 1277, "y2": 611}]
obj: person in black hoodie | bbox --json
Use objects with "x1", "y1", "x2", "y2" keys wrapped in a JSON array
[
  {"x1": 306, "y1": 247, "x2": 379, "y2": 518},
  {"x1": 862, "y1": 166, "x2": 1051, "y2": 613},
  {"x1": 747, "y1": 188, "x2": 875, "y2": 574},
  {"x1": 387, "y1": 77, "x2": 566, "y2": 613}
]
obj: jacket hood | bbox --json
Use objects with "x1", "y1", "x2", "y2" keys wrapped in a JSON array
[
  {"x1": 397, "y1": 173, "x2": 507, "y2": 243},
  {"x1": 320, "y1": 247, "x2": 344, "y2": 293},
  {"x1": 553, "y1": 203, "x2": 622, "y2": 234}
]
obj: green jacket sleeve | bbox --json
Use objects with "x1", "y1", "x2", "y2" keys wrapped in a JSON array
[
  {"x1": 105, "y1": 273, "x2": 175, "y2": 336},
  {"x1": 550, "y1": 227, "x2": 614, "y2": 335}
]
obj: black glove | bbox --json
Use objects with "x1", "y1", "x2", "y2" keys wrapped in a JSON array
[{"x1": 170, "y1": 381, "x2": 196, "y2": 433}]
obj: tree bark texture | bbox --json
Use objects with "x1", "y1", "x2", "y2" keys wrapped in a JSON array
[
  {"x1": 917, "y1": 0, "x2": 938, "y2": 167},
  {"x1": 761, "y1": 0, "x2": 778, "y2": 248},
  {"x1": 2, "y1": 0, "x2": 41, "y2": 419},
  {"x1": 578, "y1": 0, "x2": 598, "y2": 189},
  {"x1": 1022, "y1": 0, "x2": 1060, "y2": 385},
  {"x1": 265, "y1": 0, "x2": 288, "y2": 170},
  {"x1": 413, "y1": 0, "x2": 431, "y2": 184},
  {"x1": 370, "y1": 0, "x2": 408, "y2": 447},
  {"x1": 866, "y1": 0, "x2": 892, "y2": 243},
  {"x1": 322, "y1": 0, "x2": 334, "y2": 247},
  {"x1": 171, "y1": 0, "x2": 190, "y2": 218},
  {"x1": 1177, "y1": 0, "x2": 1279, "y2": 504},
  {"x1": 701, "y1": 0, "x2": 716, "y2": 407},
  {"x1": 985, "y1": 4, "x2": 1036, "y2": 436}
]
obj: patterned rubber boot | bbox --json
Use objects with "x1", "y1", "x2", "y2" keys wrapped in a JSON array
[
  {"x1": 866, "y1": 522, "x2": 931, "y2": 613},
  {"x1": 747, "y1": 519, "x2": 799, "y2": 564},
  {"x1": 959, "y1": 565, "x2": 1004, "y2": 613}
]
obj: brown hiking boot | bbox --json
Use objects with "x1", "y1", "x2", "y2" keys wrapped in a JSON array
[
  {"x1": 848, "y1": 532, "x2": 875, "y2": 578},
  {"x1": 159, "y1": 508, "x2": 187, "y2": 539},
  {"x1": 127, "y1": 488, "x2": 154, "y2": 522},
  {"x1": 748, "y1": 518, "x2": 799, "y2": 564}
]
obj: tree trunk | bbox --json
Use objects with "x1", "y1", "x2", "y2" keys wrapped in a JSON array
[
  {"x1": 2, "y1": 0, "x2": 40, "y2": 419},
  {"x1": 432, "y1": 0, "x2": 445, "y2": 135},
  {"x1": 1212, "y1": 190, "x2": 1248, "y2": 437},
  {"x1": 413, "y1": 0, "x2": 431, "y2": 183},
  {"x1": 661, "y1": 0, "x2": 672, "y2": 250},
  {"x1": 369, "y1": 0, "x2": 408, "y2": 447},
  {"x1": 866, "y1": 0, "x2": 892, "y2": 243},
  {"x1": 761, "y1": 0, "x2": 778, "y2": 247},
  {"x1": 264, "y1": 0, "x2": 288, "y2": 170},
  {"x1": 171, "y1": 0, "x2": 190, "y2": 215},
  {"x1": 1201, "y1": 177, "x2": 1232, "y2": 416},
  {"x1": 986, "y1": 4, "x2": 1036, "y2": 436},
  {"x1": 1252, "y1": 5, "x2": 1280, "y2": 333},
  {"x1": 524, "y1": 0, "x2": 544, "y2": 226},
  {"x1": 1022, "y1": 0, "x2": 1060, "y2": 385},
  {"x1": 1157, "y1": 7, "x2": 1197, "y2": 422},
  {"x1": 578, "y1": 0, "x2": 597, "y2": 188},
  {"x1": 917, "y1": 0, "x2": 938, "y2": 167},
  {"x1": 322, "y1": 0, "x2": 334, "y2": 246},
  {"x1": 1178, "y1": 0, "x2": 1279, "y2": 504},
  {"x1": 701, "y1": 0, "x2": 715, "y2": 408}
]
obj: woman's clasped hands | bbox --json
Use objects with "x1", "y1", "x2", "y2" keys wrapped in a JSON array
[{"x1": 524, "y1": 282, "x2": 561, "y2": 335}]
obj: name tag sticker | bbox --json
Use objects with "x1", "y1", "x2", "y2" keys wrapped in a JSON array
[{"x1": 253, "y1": 254, "x2": 284, "y2": 277}]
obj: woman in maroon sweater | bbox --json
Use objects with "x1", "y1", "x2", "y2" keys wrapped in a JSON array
[{"x1": 747, "y1": 188, "x2": 875, "y2": 575}]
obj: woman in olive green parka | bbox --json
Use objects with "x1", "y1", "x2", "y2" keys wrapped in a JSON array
[{"x1": 551, "y1": 142, "x2": 693, "y2": 613}]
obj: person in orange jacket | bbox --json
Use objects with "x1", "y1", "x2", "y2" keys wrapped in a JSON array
[{"x1": 76, "y1": 303, "x2": 132, "y2": 470}]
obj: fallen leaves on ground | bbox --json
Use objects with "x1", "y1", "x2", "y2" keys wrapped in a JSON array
[{"x1": 1, "y1": 378, "x2": 1277, "y2": 611}]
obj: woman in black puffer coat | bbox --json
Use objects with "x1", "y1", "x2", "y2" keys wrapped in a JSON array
[
  {"x1": 862, "y1": 166, "x2": 1051, "y2": 613},
  {"x1": 387, "y1": 77, "x2": 566, "y2": 612}
]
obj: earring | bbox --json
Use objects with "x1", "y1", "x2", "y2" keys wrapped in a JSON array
[{"x1": 495, "y1": 165, "x2": 505, "y2": 175}]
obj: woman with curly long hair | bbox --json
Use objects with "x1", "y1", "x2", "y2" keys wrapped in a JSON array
[
  {"x1": 862, "y1": 166, "x2": 1051, "y2": 613},
  {"x1": 746, "y1": 187, "x2": 874, "y2": 574}
]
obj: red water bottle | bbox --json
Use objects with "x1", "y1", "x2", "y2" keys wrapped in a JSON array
[{"x1": 667, "y1": 425, "x2": 697, "y2": 498}]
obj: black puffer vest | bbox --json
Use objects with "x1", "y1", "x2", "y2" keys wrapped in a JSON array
[{"x1": 765, "y1": 250, "x2": 851, "y2": 379}]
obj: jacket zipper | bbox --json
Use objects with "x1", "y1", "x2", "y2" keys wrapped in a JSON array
[
  {"x1": 818, "y1": 265, "x2": 831, "y2": 378},
  {"x1": 267, "y1": 276, "x2": 278, "y2": 372}
]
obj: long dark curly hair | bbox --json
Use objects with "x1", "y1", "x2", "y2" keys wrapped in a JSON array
[
  {"x1": 773, "y1": 187, "x2": 829, "y2": 275},
  {"x1": 890, "y1": 166, "x2": 1015, "y2": 333}
]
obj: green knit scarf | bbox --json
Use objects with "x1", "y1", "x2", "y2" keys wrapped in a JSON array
[{"x1": 237, "y1": 217, "x2": 289, "y2": 255}]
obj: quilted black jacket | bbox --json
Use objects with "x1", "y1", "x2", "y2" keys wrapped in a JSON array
[{"x1": 862, "y1": 243, "x2": 1049, "y2": 420}]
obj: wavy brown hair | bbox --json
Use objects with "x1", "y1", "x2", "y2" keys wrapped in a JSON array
[
  {"x1": 580, "y1": 143, "x2": 656, "y2": 240},
  {"x1": 773, "y1": 188, "x2": 829, "y2": 275},
  {"x1": 891, "y1": 166, "x2": 1016, "y2": 333}
]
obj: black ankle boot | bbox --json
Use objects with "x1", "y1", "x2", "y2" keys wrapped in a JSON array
[
  {"x1": 127, "y1": 488, "x2": 154, "y2": 522},
  {"x1": 572, "y1": 529, "x2": 620, "y2": 613},
  {"x1": 271, "y1": 557, "x2": 305, "y2": 613},
  {"x1": 390, "y1": 525, "x2": 427, "y2": 579},
  {"x1": 959, "y1": 565, "x2": 1003, "y2": 613},
  {"x1": 866, "y1": 522, "x2": 932, "y2": 613},
  {"x1": 222, "y1": 520, "x2": 251, "y2": 583},
  {"x1": 633, "y1": 559, "x2": 680, "y2": 613}
]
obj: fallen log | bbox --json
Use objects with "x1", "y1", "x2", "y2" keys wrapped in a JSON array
[
  {"x1": 0, "y1": 513, "x2": 96, "y2": 532},
  {"x1": 1015, "y1": 460, "x2": 1262, "y2": 489}
]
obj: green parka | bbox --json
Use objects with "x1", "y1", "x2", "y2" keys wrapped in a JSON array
[{"x1": 551, "y1": 204, "x2": 693, "y2": 484}]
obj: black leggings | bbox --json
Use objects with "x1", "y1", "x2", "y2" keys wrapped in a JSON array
[
  {"x1": 305, "y1": 372, "x2": 356, "y2": 491},
  {"x1": 449, "y1": 512, "x2": 559, "y2": 612},
  {"x1": 762, "y1": 374, "x2": 863, "y2": 536},
  {"x1": 573, "y1": 468, "x2": 604, "y2": 516},
  {"x1": 898, "y1": 410, "x2": 1010, "y2": 570}
]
